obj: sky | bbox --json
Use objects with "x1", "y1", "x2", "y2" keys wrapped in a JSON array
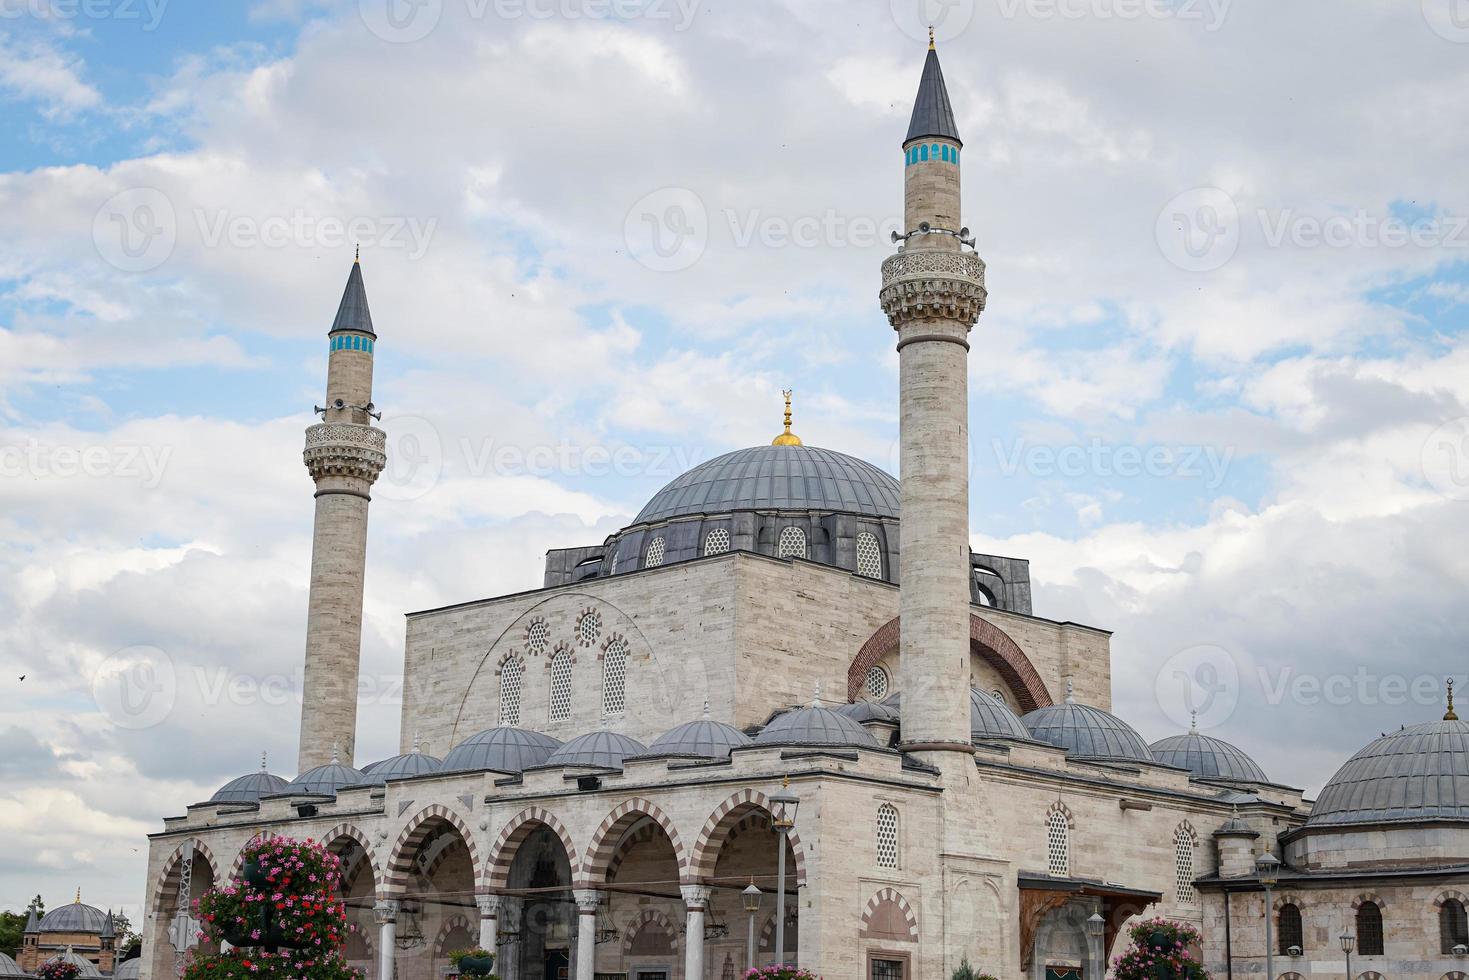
[{"x1": 3, "y1": 0, "x2": 1469, "y2": 925}]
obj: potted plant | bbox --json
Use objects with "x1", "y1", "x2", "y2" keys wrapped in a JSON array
[{"x1": 448, "y1": 948, "x2": 497, "y2": 978}]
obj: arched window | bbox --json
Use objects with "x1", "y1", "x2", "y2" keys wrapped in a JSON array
[
  {"x1": 644, "y1": 536, "x2": 666, "y2": 569},
  {"x1": 549, "y1": 650, "x2": 573, "y2": 722},
  {"x1": 704, "y1": 528, "x2": 730, "y2": 556},
  {"x1": 602, "y1": 638, "x2": 628, "y2": 716},
  {"x1": 500, "y1": 659, "x2": 523, "y2": 727},
  {"x1": 1442, "y1": 898, "x2": 1468, "y2": 954},
  {"x1": 525, "y1": 619, "x2": 548, "y2": 656},
  {"x1": 1046, "y1": 810, "x2": 1069, "y2": 877},
  {"x1": 865, "y1": 665, "x2": 890, "y2": 700},
  {"x1": 856, "y1": 532, "x2": 883, "y2": 578},
  {"x1": 920, "y1": 144, "x2": 929, "y2": 161},
  {"x1": 1356, "y1": 901, "x2": 1384, "y2": 955},
  {"x1": 1278, "y1": 903, "x2": 1303, "y2": 954},
  {"x1": 1173, "y1": 825, "x2": 1197, "y2": 905},
  {"x1": 876, "y1": 804, "x2": 900, "y2": 869},
  {"x1": 777, "y1": 526, "x2": 807, "y2": 559}
]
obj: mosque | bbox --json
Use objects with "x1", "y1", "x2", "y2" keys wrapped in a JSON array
[{"x1": 138, "y1": 40, "x2": 1469, "y2": 980}]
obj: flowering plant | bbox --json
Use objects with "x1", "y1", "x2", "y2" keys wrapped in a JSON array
[
  {"x1": 1112, "y1": 917, "x2": 1210, "y2": 980},
  {"x1": 742, "y1": 967, "x2": 822, "y2": 979},
  {"x1": 37, "y1": 960, "x2": 83, "y2": 980}
]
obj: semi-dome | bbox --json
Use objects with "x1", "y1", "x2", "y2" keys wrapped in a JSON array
[
  {"x1": 1022, "y1": 700, "x2": 1155, "y2": 764},
  {"x1": 544, "y1": 730, "x2": 647, "y2": 769},
  {"x1": 1307, "y1": 718, "x2": 1469, "y2": 828},
  {"x1": 357, "y1": 749, "x2": 443, "y2": 785},
  {"x1": 755, "y1": 704, "x2": 880, "y2": 749},
  {"x1": 0, "y1": 952, "x2": 29, "y2": 978},
  {"x1": 644, "y1": 716, "x2": 753, "y2": 760},
  {"x1": 286, "y1": 758, "x2": 366, "y2": 796},
  {"x1": 209, "y1": 768, "x2": 290, "y2": 805},
  {"x1": 633, "y1": 445, "x2": 900, "y2": 525},
  {"x1": 1150, "y1": 729, "x2": 1269, "y2": 783},
  {"x1": 877, "y1": 689, "x2": 1032, "y2": 743},
  {"x1": 442, "y1": 727, "x2": 562, "y2": 774},
  {"x1": 37, "y1": 902, "x2": 108, "y2": 934},
  {"x1": 114, "y1": 959, "x2": 141, "y2": 980}
]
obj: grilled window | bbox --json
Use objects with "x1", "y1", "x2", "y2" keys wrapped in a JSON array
[
  {"x1": 1174, "y1": 826, "x2": 1197, "y2": 905},
  {"x1": 499, "y1": 659, "x2": 523, "y2": 727},
  {"x1": 602, "y1": 638, "x2": 628, "y2": 716},
  {"x1": 1356, "y1": 901, "x2": 1384, "y2": 956},
  {"x1": 871, "y1": 960, "x2": 904, "y2": 980},
  {"x1": 1046, "y1": 810, "x2": 1069, "y2": 877},
  {"x1": 1278, "y1": 903, "x2": 1303, "y2": 954},
  {"x1": 777, "y1": 526, "x2": 807, "y2": 559},
  {"x1": 876, "y1": 804, "x2": 900, "y2": 869},
  {"x1": 704, "y1": 528, "x2": 730, "y2": 555},
  {"x1": 549, "y1": 650, "x2": 573, "y2": 722},
  {"x1": 644, "y1": 536, "x2": 666, "y2": 568},
  {"x1": 866, "y1": 665, "x2": 890, "y2": 701},
  {"x1": 856, "y1": 532, "x2": 883, "y2": 578}
]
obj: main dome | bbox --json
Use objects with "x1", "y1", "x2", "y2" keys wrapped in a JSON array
[
  {"x1": 38, "y1": 902, "x2": 108, "y2": 934},
  {"x1": 632, "y1": 445, "x2": 900, "y2": 525},
  {"x1": 1307, "y1": 719, "x2": 1469, "y2": 828}
]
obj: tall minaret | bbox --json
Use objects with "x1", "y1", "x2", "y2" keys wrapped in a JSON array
[
  {"x1": 880, "y1": 36, "x2": 987, "y2": 765},
  {"x1": 298, "y1": 251, "x2": 387, "y2": 771}
]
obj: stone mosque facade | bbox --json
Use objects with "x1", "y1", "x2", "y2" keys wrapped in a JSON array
[{"x1": 140, "y1": 43, "x2": 1469, "y2": 980}]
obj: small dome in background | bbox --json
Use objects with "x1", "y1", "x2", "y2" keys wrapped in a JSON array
[
  {"x1": 835, "y1": 700, "x2": 900, "y2": 725},
  {"x1": 968, "y1": 688, "x2": 1032, "y2": 743},
  {"x1": 357, "y1": 747, "x2": 443, "y2": 785},
  {"x1": 544, "y1": 731, "x2": 648, "y2": 770},
  {"x1": 42, "y1": 951, "x2": 100, "y2": 979},
  {"x1": 755, "y1": 704, "x2": 880, "y2": 749},
  {"x1": 442, "y1": 727, "x2": 562, "y2": 774},
  {"x1": 1308, "y1": 718, "x2": 1469, "y2": 828},
  {"x1": 644, "y1": 709, "x2": 753, "y2": 760},
  {"x1": 1022, "y1": 697, "x2": 1155, "y2": 764},
  {"x1": 114, "y1": 959, "x2": 141, "y2": 980},
  {"x1": 1149, "y1": 724, "x2": 1269, "y2": 783},
  {"x1": 287, "y1": 752, "x2": 366, "y2": 797},
  {"x1": 37, "y1": 903, "x2": 108, "y2": 934},
  {"x1": 0, "y1": 952, "x2": 29, "y2": 979},
  {"x1": 210, "y1": 755, "x2": 290, "y2": 804}
]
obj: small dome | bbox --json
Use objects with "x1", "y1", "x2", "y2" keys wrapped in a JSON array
[
  {"x1": 1022, "y1": 701, "x2": 1155, "y2": 764},
  {"x1": 644, "y1": 717, "x2": 753, "y2": 760},
  {"x1": 42, "y1": 952, "x2": 99, "y2": 979},
  {"x1": 835, "y1": 700, "x2": 900, "y2": 725},
  {"x1": 1308, "y1": 718, "x2": 1469, "y2": 828},
  {"x1": 0, "y1": 952, "x2": 29, "y2": 979},
  {"x1": 37, "y1": 903, "x2": 108, "y2": 934},
  {"x1": 755, "y1": 705, "x2": 880, "y2": 749},
  {"x1": 210, "y1": 769, "x2": 290, "y2": 805},
  {"x1": 287, "y1": 760, "x2": 366, "y2": 797},
  {"x1": 969, "y1": 688, "x2": 1032, "y2": 742},
  {"x1": 1150, "y1": 730, "x2": 1269, "y2": 783},
  {"x1": 544, "y1": 731, "x2": 648, "y2": 770},
  {"x1": 357, "y1": 750, "x2": 443, "y2": 785},
  {"x1": 114, "y1": 959, "x2": 141, "y2": 980},
  {"x1": 442, "y1": 727, "x2": 562, "y2": 774}
]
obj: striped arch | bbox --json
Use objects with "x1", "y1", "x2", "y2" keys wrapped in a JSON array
[
  {"x1": 318, "y1": 823, "x2": 384, "y2": 898},
  {"x1": 1046, "y1": 801, "x2": 1074, "y2": 827},
  {"x1": 1436, "y1": 890, "x2": 1469, "y2": 909},
  {"x1": 581, "y1": 798, "x2": 689, "y2": 886},
  {"x1": 689, "y1": 789, "x2": 807, "y2": 886},
  {"x1": 859, "y1": 887, "x2": 919, "y2": 942},
  {"x1": 484, "y1": 806, "x2": 580, "y2": 889},
  {"x1": 153, "y1": 838, "x2": 221, "y2": 914},
  {"x1": 432, "y1": 914, "x2": 476, "y2": 957},
  {"x1": 385, "y1": 804, "x2": 482, "y2": 898},
  {"x1": 1351, "y1": 892, "x2": 1386, "y2": 910},
  {"x1": 847, "y1": 614, "x2": 1054, "y2": 712},
  {"x1": 622, "y1": 909, "x2": 680, "y2": 955},
  {"x1": 1441, "y1": 973, "x2": 1468, "y2": 980},
  {"x1": 1272, "y1": 893, "x2": 1308, "y2": 912}
]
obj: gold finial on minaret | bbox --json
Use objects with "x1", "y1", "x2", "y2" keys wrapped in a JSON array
[
  {"x1": 772, "y1": 390, "x2": 802, "y2": 446},
  {"x1": 928, "y1": 25, "x2": 935, "y2": 49},
  {"x1": 354, "y1": 243, "x2": 360, "y2": 264},
  {"x1": 1447, "y1": 678, "x2": 1459, "y2": 721}
]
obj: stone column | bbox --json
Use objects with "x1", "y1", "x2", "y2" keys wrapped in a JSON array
[
  {"x1": 682, "y1": 884, "x2": 711, "y2": 980},
  {"x1": 499, "y1": 898, "x2": 523, "y2": 980},
  {"x1": 373, "y1": 901, "x2": 397, "y2": 980},
  {"x1": 573, "y1": 889, "x2": 600, "y2": 979},
  {"x1": 474, "y1": 893, "x2": 500, "y2": 956}
]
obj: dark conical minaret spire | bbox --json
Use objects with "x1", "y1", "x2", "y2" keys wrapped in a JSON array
[
  {"x1": 330, "y1": 251, "x2": 376, "y2": 337},
  {"x1": 906, "y1": 38, "x2": 961, "y2": 145}
]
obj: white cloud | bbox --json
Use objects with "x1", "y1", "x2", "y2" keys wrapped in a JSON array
[{"x1": 0, "y1": 36, "x2": 100, "y2": 119}]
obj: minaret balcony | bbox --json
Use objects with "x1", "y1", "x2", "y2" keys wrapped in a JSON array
[
  {"x1": 303, "y1": 422, "x2": 388, "y2": 485},
  {"x1": 879, "y1": 248, "x2": 988, "y2": 329}
]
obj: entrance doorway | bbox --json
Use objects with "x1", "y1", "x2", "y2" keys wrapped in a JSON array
[{"x1": 542, "y1": 948, "x2": 568, "y2": 979}]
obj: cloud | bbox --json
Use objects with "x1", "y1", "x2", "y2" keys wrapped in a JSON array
[{"x1": 0, "y1": 36, "x2": 100, "y2": 119}]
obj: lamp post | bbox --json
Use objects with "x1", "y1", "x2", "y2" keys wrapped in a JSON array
[
  {"x1": 770, "y1": 777, "x2": 801, "y2": 967},
  {"x1": 1085, "y1": 912, "x2": 1105, "y2": 980},
  {"x1": 1257, "y1": 854, "x2": 1280, "y2": 980},
  {"x1": 1339, "y1": 932, "x2": 1355, "y2": 980},
  {"x1": 742, "y1": 881, "x2": 763, "y2": 972}
]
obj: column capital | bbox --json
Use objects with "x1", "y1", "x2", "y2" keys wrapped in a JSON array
[
  {"x1": 680, "y1": 884, "x2": 713, "y2": 910},
  {"x1": 475, "y1": 894, "x2": 502, "y2": 919},
  {"x1": 373, "y1": 900, "x2": 399, "y2": 925},
  {"x1": 572, "y1": 889, "x2": 601, "y2": 915}
]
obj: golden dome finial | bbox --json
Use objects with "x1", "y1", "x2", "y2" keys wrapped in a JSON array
[
  {"x1": 1447, "y1": 677, "x2": 1459, "y2": 721},
  {"x1": 772, "y1": 389, "x2": 802, "y2": 446},
  {"x1": 928, "y1": 25, "x2": 935, "y2": 49}
]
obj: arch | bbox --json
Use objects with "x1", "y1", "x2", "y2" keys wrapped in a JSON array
[
  {"x1": 846, "y1": 614, "x2": 1054, "y2": 711},
  {"x1": 484, "y1": 806, "x2": 580, "y2": 889},
  {"x1": 622, "y1": 908, "x2": 680, "y2": 955},
  {"x1": 318, "y1": 822, "x2": 384, "y2": 897},
  {"x1": 689, "y1": 789, "x2": 807, "y2": 886},
  {"x1": 859, "y1": 887, "x2": 918, "y2": 942},
  {"x1": 1442, "y1": 896, "x2": 1469, "y2": 954},
  {"x1": 581, "y1": 798, "x2": 689, "y2": 885},
  {"x1": 154, "y1": 838, "x2": 221, "y2": 913},
  {"x1": 1277, "y1": 902, "x2": 1304, "y2": 954},
  {"x1": 1355, "y1": 900, "x2": 1384, "y2": 956},
  {"x1": 385, "y1": 804, "x2": 482, "y2": 898},
  {"x1": 1350, "y1": 892, "x2": 1386, "y2": 910},
  {"x1": 432, "y1": 914, "x2": 476, "y2": 958},
  {"x1": 1441, "y1": 973, "x2": 1468, "y2": 980}
]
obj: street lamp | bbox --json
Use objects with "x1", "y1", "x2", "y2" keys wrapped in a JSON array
[
  {"x1": 770, "y1": 777, "x2": 801, "y2": 966},
  {"x1": 1340, "y1": 932, "x2": 1355, "y2": 980},
  {"x1": 1257, "y1": 854, "x2": 1280, "y2": 980},
  {"x1": 742, "y1": 881, "x2": 763, "y2": 972}
]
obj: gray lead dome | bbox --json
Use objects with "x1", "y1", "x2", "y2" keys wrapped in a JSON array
[
  {"x1": 442, "y1": 727, "x2": 562, "y2": 774},
  {"x1": 544, "y1": 730, "x2": 647, "y2": 770},
  {"x1": 644, "y1": 718, "x2": 753, "y2": 760},
  {"x1": 286, "y1": 760, "x2": 366, "y2": 796},
  {"x1": 37, "y1": 902, "x2": 109, "y2": 934},
  {"x1": 1021, "y1": 701, "x2": 1155, "y2": 764},
  {"x1": 755, "y1": 705, "x2": 880, "y2": 749},
  {"x1": 633, "y1": 445, "x2": 900, "y2": 525},
  {"x1": 1308, "y1": 719, "x2": 1469, "y2": 827},
  {"x1": 1149, "y1": 731, "x2": 1269, "y2": 784},
  {"x1": 210, "y1": 770, "x2": 290, "y2": 804},
  {"x1": 357, "y1": 751, "x2": 443, "y2": 784}
]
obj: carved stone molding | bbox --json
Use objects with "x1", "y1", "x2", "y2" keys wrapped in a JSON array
[
  {"x1": 879, "y1": 249, "x2": 987, "y2": 328},
  {"x1": 303, "y1": 423, "x2": 387, "y2": 484}
]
